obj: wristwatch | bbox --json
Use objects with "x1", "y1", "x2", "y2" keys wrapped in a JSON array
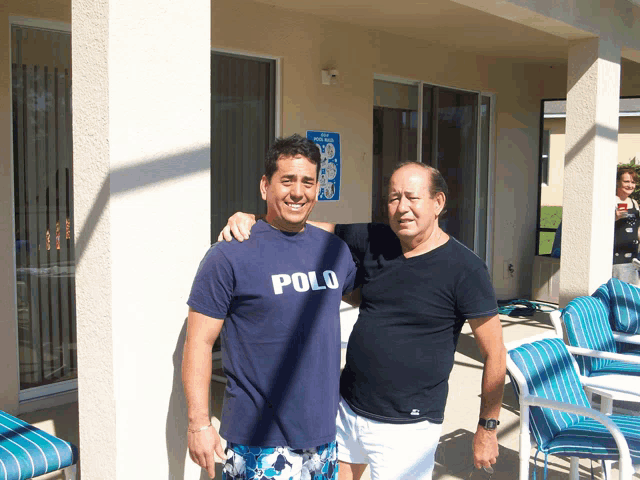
[{"x1": 478, "y1": 418, "x2": 500, "y2": 430}]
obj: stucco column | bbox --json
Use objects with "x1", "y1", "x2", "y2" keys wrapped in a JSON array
[
  {"x1": 72, "y1": 0, "x2": 210, "y2": 477},
  {"x1": 559, "y1": 37, "x2": 620, "y2": 306}
]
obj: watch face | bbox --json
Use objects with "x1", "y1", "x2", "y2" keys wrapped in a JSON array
[{"x1": 480, "y1": 418, "x2": 499, "y2": 430}]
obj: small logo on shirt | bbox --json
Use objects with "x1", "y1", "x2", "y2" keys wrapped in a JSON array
[
  {"x1": 271, "y1": 270, "x2": 339, "y2": 295},
  {"x1": 411, "y1": 409, "x2": 420, "y2": 416}
]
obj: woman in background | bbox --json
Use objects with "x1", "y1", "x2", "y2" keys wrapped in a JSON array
[{"x1": 613, "y1": 166, "x2": 640, "y2": 285}]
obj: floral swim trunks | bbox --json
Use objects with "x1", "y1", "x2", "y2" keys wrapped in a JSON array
[{"x1": 223, "y1": 441, "x2": 338, "y2": 480}]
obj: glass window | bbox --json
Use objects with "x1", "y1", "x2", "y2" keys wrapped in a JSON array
[
  {"x1": 540, "y1": 129, "x2": 550, "y2": 186},
  {"x1": 372, "y1": 80, "x2": 418, "y2": 223},
  {"x1": 211, "y1": 52, "x2": 276, "y2": 241},
  {"x1": 537, "y1": 102, "x2": 562, "y2": 256},
  {"x1": 12, "y1": 25, "x2": 76, "y2": 390},
  {"x1": 421, "y1": 85, "x2": 433, "y2": 166},
  {"x1": 434, "y1": 88, "x2": 478, "y2": 249}
]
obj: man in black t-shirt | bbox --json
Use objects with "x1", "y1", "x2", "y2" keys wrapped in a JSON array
[{"x1": 220, "y1": 162, "x2": 507, "y2": 480}]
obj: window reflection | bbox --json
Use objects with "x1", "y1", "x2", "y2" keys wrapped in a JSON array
[{"x1": 12, "y1": 25, "x2": 77, "y2": 391}]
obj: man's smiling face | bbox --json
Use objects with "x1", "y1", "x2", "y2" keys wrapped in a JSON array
[{"x1": 260, "y1": 154, "x2": 319, "y2": 232}]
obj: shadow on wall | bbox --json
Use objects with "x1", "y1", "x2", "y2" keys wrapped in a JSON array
[
  {"x1": 166, "y1": 318, "x2": 223, "y2": 480},
  {"x1": 563, "y1": 123, "x2": 618, "y2": 168},
  {"x1": 75, "y1": 146, "x2": 211, "y2": 264}
]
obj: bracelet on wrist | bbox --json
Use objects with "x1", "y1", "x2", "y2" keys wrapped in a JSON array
[{"x1": 188, "y1": 423, "x2": 212, "y2": 433}]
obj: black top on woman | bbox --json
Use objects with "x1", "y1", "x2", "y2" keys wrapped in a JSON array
[{"x1": 614, "y1": 168, "x2": 640, "y2": 265}]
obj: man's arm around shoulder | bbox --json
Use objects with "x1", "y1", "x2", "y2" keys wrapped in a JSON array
[
  {"x1": 217, "y1": 212, "x2": 336, "y2": 242},
  {"x1": 468, "y1": 314, "x2": 507, "y2": 471},
  {"x1": 182, "y1": 308, "x2": 227, "y2": 478}
]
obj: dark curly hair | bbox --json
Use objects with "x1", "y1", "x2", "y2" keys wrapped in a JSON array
[{"x1": 264, "y1": 134, "x2": 321, "y2": 181}]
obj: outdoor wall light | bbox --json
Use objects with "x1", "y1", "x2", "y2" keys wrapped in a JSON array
[{"x1": 321, "y1": 68, "x2": 339, "y2": 85}]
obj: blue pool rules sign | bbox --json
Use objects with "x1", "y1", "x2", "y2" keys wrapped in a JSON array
[{"x1": 307, "y1": 130, "x2": 341, "y2": 201}]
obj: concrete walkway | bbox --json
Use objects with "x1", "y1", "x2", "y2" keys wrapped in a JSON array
[{"x1": 20, "y1": 310, "x2": 640, "y2": 479}]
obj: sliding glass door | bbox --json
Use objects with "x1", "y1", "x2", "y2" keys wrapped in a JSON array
[
  {"x1": 373, "y1": 78, "x2": 493, "y2": 260},
  {"x1": 372, "y1": 80, "x2": 418, "y2": 223}
]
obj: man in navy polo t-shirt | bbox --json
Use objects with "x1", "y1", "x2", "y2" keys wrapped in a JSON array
[{"x1": 182, "y1": 134, "x2": 357, "y2": 480}]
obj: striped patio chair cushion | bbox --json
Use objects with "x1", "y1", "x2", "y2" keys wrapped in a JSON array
[
  {"x1": 592, "y1": 282, "x2": 611, "y2": 309},
  {"x1": 602, "y1": 278, "x2": 640, "y2": 335},
  {"x1": 562, "y1": 296, "x2": 617, "y2": 376},
  {"x1": 0, "y1": 410, "x2": 78, "y2": 480},
  {"x1": 508, "y1": 338, "x2": 591, "y2": 450},
  {"x1": 589, "y1": 359, "x2": 640, "y2": 377},
  {"x1": 546, "y1": 415, "x2": 640, "y2": 462}
]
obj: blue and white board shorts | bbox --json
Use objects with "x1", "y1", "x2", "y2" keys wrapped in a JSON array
[{"x1": 223, "y1": 441, "x2": 338, "y2": 480}]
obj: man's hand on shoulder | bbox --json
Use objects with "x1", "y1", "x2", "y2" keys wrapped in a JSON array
[
  {"x1": 187, "y1": 423, "x2": 227, "y2": 479},
  {"x1": 472, "y1": 425, "x2": 499, "y2": 470},
  {"x1": 217, "y1": 212, "x2": 257, "y2": 242}
]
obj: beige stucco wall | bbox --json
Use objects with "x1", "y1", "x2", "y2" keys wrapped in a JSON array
[
  {"x1": 542, "y1": 115, "x2": 640, "y2": 206},
  {"x1": 619, "y1": 116, "x2": 640, "y2": 163},
  {"x1": 71, "y1": 0, "x2": 211, "y2": 476}
]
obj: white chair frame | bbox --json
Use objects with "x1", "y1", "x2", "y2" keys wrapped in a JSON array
[
  {"x1": 506, "y1": 332, "x2": 638, "y2": 480},
  {"x1": 550, "y1": 309, "x2": 640, "y2": 413}
]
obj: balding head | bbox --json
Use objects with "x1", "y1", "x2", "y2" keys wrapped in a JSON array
[
  {"x1": 389, "y1": 162, "x2": 448, "y2": 210},
  {"x1": 387, "y1": 162, "x2": 448, "y2": 251}
]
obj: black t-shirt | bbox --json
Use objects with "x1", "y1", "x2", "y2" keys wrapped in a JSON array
[{"x1": 335, "y1": 223, "x2": 498, "y2": 424}]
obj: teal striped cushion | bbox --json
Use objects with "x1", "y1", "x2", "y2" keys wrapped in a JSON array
[
  {"x1": 562, "y1": 297, "x2": 617, "y2": 376},
  {"x1": 0, "y1": 410, "x2": 78, "y2": 480},
  {"x1": 589, "y1": 359, "x2": 640, "y2": 377},
  {"x1": 508, "y1": 338, "x2": 591, "y2": 449},
  {"x1": 602, "y1": 278, "x2": 640, "y2": 335},
  {"x1": 547, "y1": 415, "x2": 640, "y2": 462}
]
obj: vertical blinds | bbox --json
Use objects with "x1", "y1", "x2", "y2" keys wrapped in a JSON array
[{"x1": 11, "y1": 25, "x2": 76, "y2": 390}]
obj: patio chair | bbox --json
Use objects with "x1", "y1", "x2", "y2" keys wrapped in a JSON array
[
  {"x1": 592, "y1": 277, "x2": 640, "y2": 355},
  {"x1": 0, "y1": 410, "x2": 78, "y2": 480},
  {"x1": 549, "y1": 294, "x2": 640, "y2": 414},
  {"x1": 506, "y1": 333, "x2": 640, "y2": 480}
]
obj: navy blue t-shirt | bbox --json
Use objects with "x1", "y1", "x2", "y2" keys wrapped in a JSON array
[
  {"x1": 335, "y1": 223, "x2": 498, "y2": 424},
  {"x1": 188, "y1": 221, "x2": 357, "y2": 448}
]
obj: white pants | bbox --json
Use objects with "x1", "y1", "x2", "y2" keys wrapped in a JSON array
[{"x1": 335, "y1": 398, "x2": 442, "y2": 480}]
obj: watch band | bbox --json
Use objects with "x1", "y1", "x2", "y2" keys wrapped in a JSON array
[{"x1": 478, "y1": 418, "x2": 500, "y2": 430}]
